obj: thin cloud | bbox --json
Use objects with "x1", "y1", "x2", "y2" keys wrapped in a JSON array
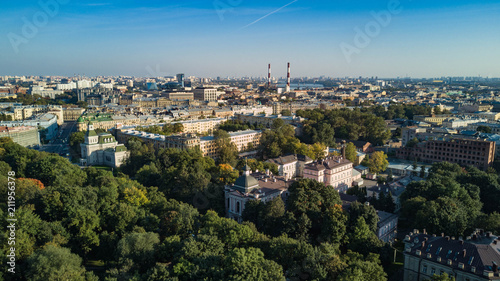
[{"x1": 241, "y1": 0, "x2": 299, "y2": 29}]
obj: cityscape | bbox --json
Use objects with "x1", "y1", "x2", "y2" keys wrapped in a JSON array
[{"x1": 2, "y1": 1, "x2": 500, "y2": 281}]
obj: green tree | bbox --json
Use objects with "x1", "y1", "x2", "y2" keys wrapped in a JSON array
[
  {"x1": 345, "y1": 142, "x2": 357, "y2": 163},
  {"x1": 406, "y1": 137, "x2": 419, "y2": 148},
  {"x1": 214, "y1": 129, "x2": 238, "y2": 166},
  {"x1": 69, "y1": 131, "x2": 85, "y2": 156},
  {"x1": 26, "y1": 245, "x2": 89, "y2": 281},
  {"x1": 116, "y1": 232, "x2": 160, "y2": 271},
  {"x1": 367, "y1": 151, "x2": 389, "y2": 174},
  {"x1": 428, "y1": 273, "x2": 455, "y2": 281}
]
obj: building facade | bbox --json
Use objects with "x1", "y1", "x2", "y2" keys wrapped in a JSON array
[
  {"x1": 0, "y1": 126, "x2": 40, "y2": 147},
  {"x1": 303, "y1": 156, "x2": 354, "y2": 192},
  {"x1": 403, "y1": 230, "x2": 500, "y2": 281},
  {"x1": 80, "y1": 122, "x2": 129, "y2": 168},
  {"x1": 396, "y1": 138, "x2": 495, "y2": 170},
  {"x1": 224, "y1": 165, "x2": 290, "y2": 223},
  {"x1": 267, "y1": 154, "x2": 314, "y2": 180}
]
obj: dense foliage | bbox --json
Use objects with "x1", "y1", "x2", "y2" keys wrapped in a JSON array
[
  {"x1": 0, "y1": 137, "x2": 392, "y2": 280},
  {"x1": 296, "y1": 108, "x2": 391, "y2": 146},
  {"x1": 400, "y1": 162, "x2": 500, "y2": 236},
  {"x1": 135, "y1": 123, "x2": 184, "y2": 136}
]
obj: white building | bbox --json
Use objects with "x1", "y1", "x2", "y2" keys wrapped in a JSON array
[
  {"x1": 193, "y1": 87, "x2": 224, "y2": 101},
  {"x1": 80, "y1": 122, "x2": 129, "y2": 168},
  {"x1": 267, "y1": 154, "x2": 314, "y2": 180},
  {"x1": 225, "y1": 165, "x2": 290, "y2": 223}
]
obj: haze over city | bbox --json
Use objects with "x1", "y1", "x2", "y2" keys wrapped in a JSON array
[{"x1": 2, "y1": 0, "x2": 500, "y2": 78}]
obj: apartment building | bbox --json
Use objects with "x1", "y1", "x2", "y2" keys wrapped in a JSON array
[
  {"x1": 403, "y1": 229, "x2": 500, "y2": 281},
  {"x1": 441, "y1": 118, "x2": 487, "y2": 129},
  {"x1": 199, "y1": 130, "x2": 262, "y2": 158},
  {"x1": 194, "y1": 87, "x2": 223, "y2": 101},
  {"x1": 0, "y1": 126, "x2": 40, "y2": 147},
  {"x1": 402, "y1": 127, "x2": 428, "y2": 146},
  {"x1": 414, "y1": 115, "x2": 454, "y2": 126},
  {"x1": 467, "y1": 122, "x2": 500, "y2": 134},
  {"x1": 303, "y1": 155, "x2": 354, "y2": 192},
  {"x1": 235, "y1": 113, "x2": 307, "y2": 128},
  {"x1": 116, "y1": 129, "x2": 261, "y2": 159},
  {"x1": 176, "y1": 118, "x2": 227, "y2": 134},
  {"x1": 396, "y1": 138, "x2": 495, "y2": 170},
  {"x1": 267, "y1": 154, "x2": 314, "y2": 180},
  {"x1": 63, "y1": 107, "x2": 85, "y2": 121}
]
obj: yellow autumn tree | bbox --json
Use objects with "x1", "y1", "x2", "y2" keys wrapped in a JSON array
[{"x1": 123, "y1": 186, "x2": 149, "y2": 206}]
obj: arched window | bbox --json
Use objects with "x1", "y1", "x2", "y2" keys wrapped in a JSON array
[
  {"x1": 227, "y1": 198, "x2": 230, "y2": 208},
  {"x1": 236, "y1": 202, "x2": 240, "y2": 213}
]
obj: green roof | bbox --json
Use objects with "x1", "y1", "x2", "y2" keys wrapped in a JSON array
[
  {"x1": 86, "y1": 130, "x2": 97, "y2": 137},
  {"x1": 115, "y1": 145, "x2": 127, "y2": 152}
]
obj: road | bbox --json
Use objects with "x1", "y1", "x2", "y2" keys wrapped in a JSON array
[{"x1": 39, "y1": 121, "x2": 77, "y2": 156}]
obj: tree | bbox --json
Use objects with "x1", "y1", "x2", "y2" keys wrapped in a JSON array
[
  {"x1": 310, "y1": 142, "x2": 327, "y2": 160},
  {"x1": 214, "y1": 130, "x2": 238, "y2": 166},
  {"x1": 280, "y1": 109, "x2": 292, "y2": 116},
  {"x1": 345, "y1": 142, "x2": 357, "y2": 163},
  {"x1": 224, "y1": 248, "x2": 286, "y2": 281},
  {"x1": 348, "y1": 201, "x2": 379, "y2": 233},
  {"x1": 419, "y1": 165, "x2": 427, "y2": 178},
  {"x1": 69, "y1": 131, "x2": 85, "y2": 156},
  {"x1": 476, "y1": 125, "x2": 492, "y2": 134},
  {"x1": 116, "y1": 232, "x2": 160, "y2": 271},
  {"x1": 338, "y1": 251, "x2": 387, "y2": 281},
  {"x1": 406, "y1": 137, "x2": 419, "y2": 148},
  {"x1": 429, "y1": 273, "x2": 455, "y2": 281},
  {"x1": 367, "y1": 151, "x2": 389, "y2": 174},
  {"x1": 26, "y1": 245, "x2": 89, "y2": 281}
]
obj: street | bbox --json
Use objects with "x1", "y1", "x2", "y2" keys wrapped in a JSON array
[{"x1": 39, "y1": 121, "x2": 78, "y2": 156}]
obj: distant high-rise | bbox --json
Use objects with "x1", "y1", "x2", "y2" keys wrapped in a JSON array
[{"x1": 176, "y1": 74, "x2": 185, "y2": 88}]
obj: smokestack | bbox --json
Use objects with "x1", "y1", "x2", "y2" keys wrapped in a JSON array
[
  {"x1": 268, "y1": 64, "x2": 271, "y2": 87},
  {"x1": 286, "y1": 62, "x2": 291, "y2": 92},
  {"x1": 341, "y1": 140, "x2": 346, "y2": 159}
]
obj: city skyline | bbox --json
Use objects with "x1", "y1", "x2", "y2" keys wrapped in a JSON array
[{"x1": 2, "y1": 0, "x2": 500, "y2": 78}]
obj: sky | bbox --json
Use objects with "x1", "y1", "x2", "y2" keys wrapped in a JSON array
[{"x1": 1, "y1": 0, "x2": 500, "y2": 78}]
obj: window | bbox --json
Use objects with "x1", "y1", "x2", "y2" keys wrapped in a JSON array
[
  {"x1": 431, "y1": 268, "x2": 436, "y2": 274},
  {"x1": 236, "y1": 202, "x2": 240, "y2": 213}
]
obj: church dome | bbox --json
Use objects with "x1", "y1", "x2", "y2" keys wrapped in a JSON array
[{"x1": 233, "y1": 164, "x2": 259, "y2": 192}]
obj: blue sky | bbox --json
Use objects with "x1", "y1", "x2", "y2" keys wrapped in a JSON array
[{"x1": 1, "y1": 0, "x2": 500, "y2": 78}]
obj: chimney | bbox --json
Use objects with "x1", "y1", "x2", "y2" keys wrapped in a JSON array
[
  {"x1": 287, "y1": 62, "x2": 291, "y2": 88},
  {"x1": 446, "y1": 236, "x2": 450, "y2": 241},
  {"x1": 493, "y1": 262, "x2": 498, "y2": 273},
  {"x1": 462, "y1": 249, "x2": 466, "y2": 258},
  {"x1": 423, "y1": 229, "x2": 427, "y2": 235},
  {"x1": 486, "y1": 231, "x2": 492, "y2": 238},
  {"x1": 341, "y1": 140, "x2": 346, "y2": 159},
  {"x1": 441, "y1": 233, "x2": 445, "y2": 237},
  {"x1": 268, "y1": 64, "x2": 272, "y2": 88}
]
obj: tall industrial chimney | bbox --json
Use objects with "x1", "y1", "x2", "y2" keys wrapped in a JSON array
[
  {"x1": 286, "y1": 62, "x2": 291, "y2": 92},
  {"x1": 268, "y1": 64, "x2": 271, "y2": 88}
]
